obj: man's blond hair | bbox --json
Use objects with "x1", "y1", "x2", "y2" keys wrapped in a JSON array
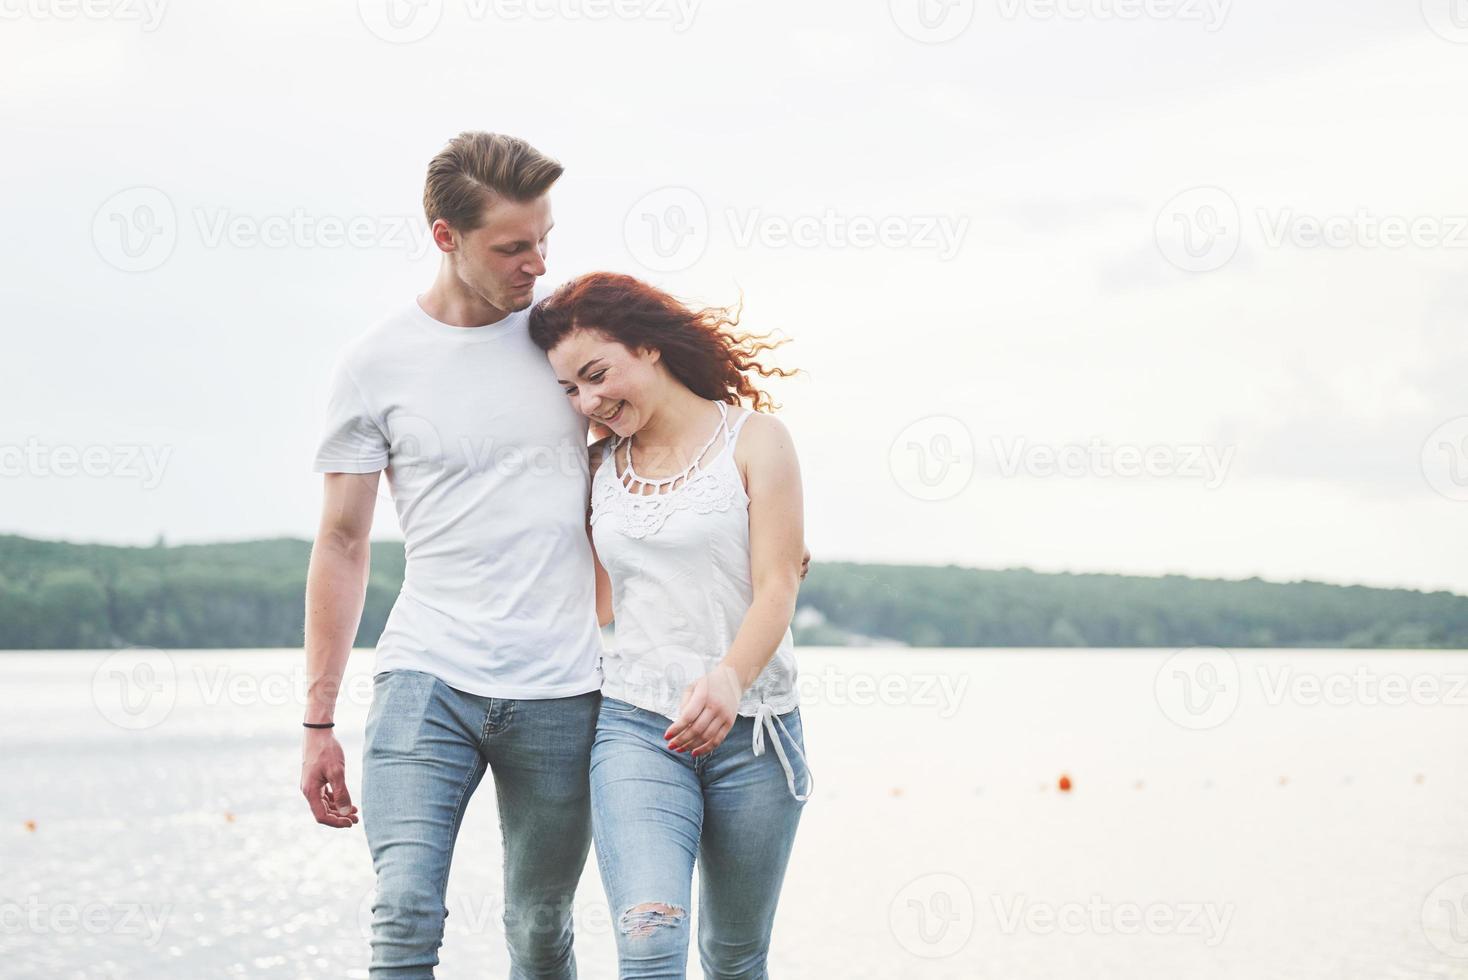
[{"x1": 423, "y1": 132, "x2": 563, "y2": 231}]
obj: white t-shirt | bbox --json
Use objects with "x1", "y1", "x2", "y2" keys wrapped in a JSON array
[{"x1": 312, "y1": 300, "x2": 602, "y2": 699}]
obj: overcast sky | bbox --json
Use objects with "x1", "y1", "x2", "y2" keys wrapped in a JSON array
[{"x1": 3, "y1": 0, "x2": 1466, "y2": 594}]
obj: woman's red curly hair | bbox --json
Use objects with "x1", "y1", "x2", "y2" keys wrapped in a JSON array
[{"x1": 528, "y1": 272, "x2": 795, "y2": 412}]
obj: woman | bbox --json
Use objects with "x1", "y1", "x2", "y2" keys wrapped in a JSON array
[{"x1": 529, "y1": 272, "x2": 813, "y2": 979}]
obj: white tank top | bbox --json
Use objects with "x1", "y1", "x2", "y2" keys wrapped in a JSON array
[{"x1": 590, "y1": 400, "x2": 810, "y2": 798}]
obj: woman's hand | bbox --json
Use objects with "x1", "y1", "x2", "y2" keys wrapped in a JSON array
[{"x1": 664, "y1": 664, "x2": 743, "y2": 756}]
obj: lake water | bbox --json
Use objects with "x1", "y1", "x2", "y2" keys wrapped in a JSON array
[{"x1": 2, "y1": 647, "x2": 1467, "y2": 979}]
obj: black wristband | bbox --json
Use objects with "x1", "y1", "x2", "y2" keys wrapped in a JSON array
[{"x1": 302, "y1": 721, "x2": 335, "y2": 729}]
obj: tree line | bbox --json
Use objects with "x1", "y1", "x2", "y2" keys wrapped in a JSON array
[{"x1": 1, "y1": 534, "x2": 1464, "y2": 650}]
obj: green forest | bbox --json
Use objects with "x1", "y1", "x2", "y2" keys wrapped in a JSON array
[{"x1": 1, "y1": 534, "x2": 1465, "y2": 650}]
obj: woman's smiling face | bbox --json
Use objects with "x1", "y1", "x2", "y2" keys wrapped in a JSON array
[{"x1": 548, "y1": 328, "x2": 662, "y2": 438}]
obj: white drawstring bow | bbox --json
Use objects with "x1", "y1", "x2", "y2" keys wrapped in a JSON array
[{"x1": 752, "y1": 703, "x2": 813, "y2": 802}]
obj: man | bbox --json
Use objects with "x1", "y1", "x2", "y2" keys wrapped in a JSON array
[
  {"x1": 303, "y1": 131, "x2": 600, "y2": 979},
  {"x1": 300, "y1": 131, "x2": 806, "y2": 978}
]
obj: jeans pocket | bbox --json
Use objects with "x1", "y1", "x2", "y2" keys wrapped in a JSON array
[{"x1": 365, "y1": 670, "x2": 438, "y2": 755}]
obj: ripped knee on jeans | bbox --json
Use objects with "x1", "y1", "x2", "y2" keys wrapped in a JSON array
[{"x1": 618, "y1": 902, "x2": 687, "y2": 939}]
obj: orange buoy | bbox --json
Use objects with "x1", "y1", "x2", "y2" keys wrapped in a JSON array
[
  {"x1": 1058, "y1": 774, "x2": 1072, "y2": 792},
  {"x1": 224, "y1": 812, "x2": 235, "y2": 822},
  {"x1": 889, "y1": 787, "x2": 903, "y2": 798},
  {"x1": 23, "y1": 820, "x2": 36, "y2": 832}
]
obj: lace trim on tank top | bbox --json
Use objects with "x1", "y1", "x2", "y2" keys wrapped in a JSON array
[{"x1": 591, "y1": 401, "x2": 751, "y2": 540}]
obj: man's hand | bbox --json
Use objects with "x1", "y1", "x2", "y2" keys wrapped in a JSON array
[
  {"x1": 800, "y1": 544, "x2": 811, "y2": 580},
  {"x1": 301, "y1": 729, "x2": 359, "y2": 828}
]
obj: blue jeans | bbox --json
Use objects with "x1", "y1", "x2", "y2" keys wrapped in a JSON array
[
  {"x1": 590, "y1": 697, "x2": 808, "y2": 980},
  {"x1": 361, "y1": 669, "x2": 601, "y2": 979}
]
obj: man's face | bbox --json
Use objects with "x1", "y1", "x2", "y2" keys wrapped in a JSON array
[{"x1": 449, "y1": 193, "x2": 553, "y2": 314}]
